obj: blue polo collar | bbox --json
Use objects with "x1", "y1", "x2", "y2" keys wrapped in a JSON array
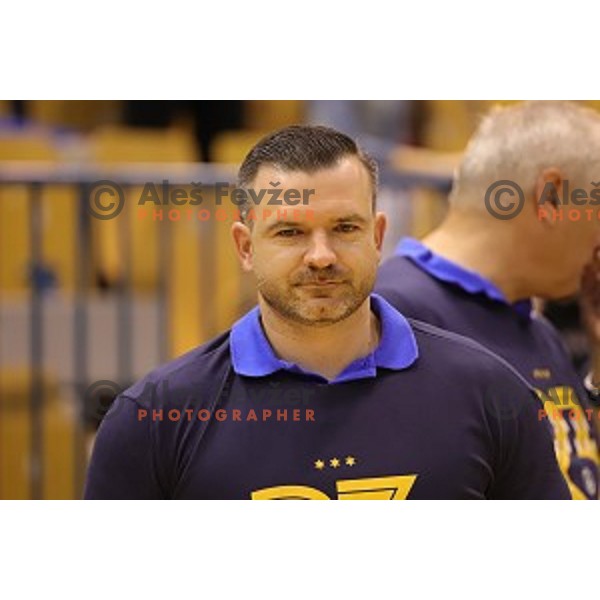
[
  {"x1": 230, "y1": 294, "x2": 419, "y2": 383},
  {"x1": 396, "y1": 237, "x2": 532, "y2": 319}
]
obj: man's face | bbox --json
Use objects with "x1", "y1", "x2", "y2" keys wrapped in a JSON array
[
  {"x1": 232, "y1": 156, "x2": 386, "y2": 326},
  {"x1": 560, "y1": 217, "x2": 600, "y2": 297},
  {"x1": 546, "y1": 189, "x2": 600, "y2": 298},
  {"x1": 529, "y1": 169, "x2": 600, "y2": 299}
]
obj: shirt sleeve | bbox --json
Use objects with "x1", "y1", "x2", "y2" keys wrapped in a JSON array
[
  {"x1": 84, "y1": 394, "x2": 166, "y2": 499},
  {"x1": 486, "y1": 370, "x2": 572, "y2": 500}
]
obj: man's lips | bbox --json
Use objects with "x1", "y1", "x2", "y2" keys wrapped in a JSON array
[{"x1": 296, "y1": 280, "x2": 345, "y2": 286}]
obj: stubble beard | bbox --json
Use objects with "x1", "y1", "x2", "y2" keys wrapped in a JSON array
[{"x1": 256, "y1": 271, "x2": 375, "y2": 327}]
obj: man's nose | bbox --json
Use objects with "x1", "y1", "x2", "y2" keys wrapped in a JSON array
[{"x1": 304, "y1": 231, "x2": 337, "y2": 269}]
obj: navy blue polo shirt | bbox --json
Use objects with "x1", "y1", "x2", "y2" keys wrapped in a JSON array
[
  {"x1": 375, "y1": 238, "x2": 600, "y2": 499},
  {"x1": 84, "y1": 295, "x2": 568, "y2": 499}
]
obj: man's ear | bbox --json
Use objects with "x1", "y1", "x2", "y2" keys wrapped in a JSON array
[
  {"x1": 373, "y1": 211, "x2": 387, "y2": 256},
  {"x1": 231, "y1": 222, "x2": 254, "y2": 272},
  {"x1": 535, "y1": 167, "x2": 564, "y2": 227},
  {"x1": 534, "y1": 167, "x2": 564, "y2": 217}
]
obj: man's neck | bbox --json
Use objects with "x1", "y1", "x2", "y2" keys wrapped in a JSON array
[
  {"x1": 258, "y1": 297, "x2": 380, "y2": 381},
  {"x1": 423, "y1": 214, "x2": 534, "y2": 302}
]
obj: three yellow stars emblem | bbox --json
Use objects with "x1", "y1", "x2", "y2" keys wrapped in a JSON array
[{"x1": 314, "y1": 456, "x2": 356, "y2": 470}]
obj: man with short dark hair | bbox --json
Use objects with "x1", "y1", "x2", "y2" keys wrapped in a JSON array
[
  {"x1": 85, "y1": 125, "x2": 568, "y2": 499},
  {"x1": 376, "y1": 101, "x2": 600, "y2": 499}
]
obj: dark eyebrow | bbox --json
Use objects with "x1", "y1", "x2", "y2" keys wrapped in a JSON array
[
  {"x1": 333, "y1": 214, "x2": 369, "y2": 224},
  {"x1": 264, "y1": 220, "x2": 305, "y2": 235}
]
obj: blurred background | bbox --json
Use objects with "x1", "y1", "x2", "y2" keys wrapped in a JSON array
[{"x1": 1, "y1": 99, "x2": 597, "y2": 499}]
